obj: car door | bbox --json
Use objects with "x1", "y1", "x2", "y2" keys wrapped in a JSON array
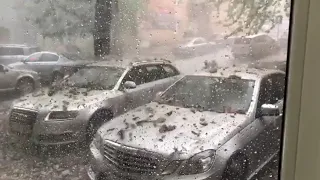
[
  {"x1": 241, "y1": 74, "x2": 285, "y2": 176},
  {"x1": 17, "y1": 52, "x2": 43, "y2": 71},
  {"x1": 120, "y1": 66, "x2": 149, "y2": 111},
  {"x1": 34, "y1": 53, "x2": 60, "y2": 81}
]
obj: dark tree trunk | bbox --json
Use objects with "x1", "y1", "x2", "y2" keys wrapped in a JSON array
[{"x1": 94, "y1": 0, "x2": 116, "y2": 57}]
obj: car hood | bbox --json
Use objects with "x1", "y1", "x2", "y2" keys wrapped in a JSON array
[
  {"x1": 100, "y1": 102, "x2": 247, "y2": 159},
  {"x1": 12, "y1": 88, "x2": 114, "y2": 111}
]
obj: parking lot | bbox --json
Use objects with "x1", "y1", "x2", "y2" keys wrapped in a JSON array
[{"x1": 0, "y1": 51, "x2": 282, "y2": 180}]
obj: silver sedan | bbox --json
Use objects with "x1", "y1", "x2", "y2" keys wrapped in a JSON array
[
  {"x1": 7, "y1": 59, "x2": 182, "y2": 146},
  {"x1": 88, "y1": 67, "x2": 285, "y2": 180},
  {"x1": 0, "y1": 64, "x2": 41, "y2": 95}
]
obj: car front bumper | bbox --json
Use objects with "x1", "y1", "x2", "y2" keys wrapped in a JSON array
[
  {"x1": 8, "y1": 108, "x2": 88, "y2": 145},
  {"x1": 87, "y1": 143, "x2": 224, "y2": 180}
]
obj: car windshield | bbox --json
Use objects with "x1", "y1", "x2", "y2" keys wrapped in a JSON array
[
  {"x1": 158, "y1": 76, "x2": 255, "y2": 113},
  {"x1": 65, "y1": 66, "x2": 124, "y2": 90}
]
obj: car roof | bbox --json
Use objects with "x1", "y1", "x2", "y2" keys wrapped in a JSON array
[
  {"x1": 87, "y1": 57, "x2": 173, "y2": 69},
  {"x1": 193, "y1": 66, "x2": 284, "y2": 80}
]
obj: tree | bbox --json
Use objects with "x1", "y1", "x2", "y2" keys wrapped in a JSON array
[
  {"x1": 211, "y1": 0, "x2": 291, "y2": 36},
  {"x1": 21, "y1": 0, "x2": 95, "y2": 40}
]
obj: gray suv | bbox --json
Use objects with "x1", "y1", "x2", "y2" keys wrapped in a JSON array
[
  {"x1": 0, "y1": 44, "x2": 40, "y2": 65},
  {"x1": 8, "y1": 59, "x2": 182, "y2": 146}
]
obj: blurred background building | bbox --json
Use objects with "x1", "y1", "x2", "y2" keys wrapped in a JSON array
[{"x1": 0, "y1": 0, "x2": 37, "y2": 45}]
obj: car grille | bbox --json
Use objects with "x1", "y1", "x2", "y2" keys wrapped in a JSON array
[
  {"x1": 103, "y1": 140, "x2": 164, "y2": 175},
  {"x1": 10, "y1": 109, "x2": 37, "y2": 125}
]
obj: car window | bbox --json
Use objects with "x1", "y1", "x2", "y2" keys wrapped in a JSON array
[
  {"x1": 160, "y1": 64, "x2": 180, "y2": 77},
  {"x1": 121, "y1": 66, "x2": 148, "y2": 86},
  {"x1": 1, "y1": 0, "x2": 293, "y2": 178},
  {"x1": 40, "y1": 53, "x2": 59, "y2": 62},
  {"x1": 271, "y1": 73, "x2": 286, "y2": 101},
  {"x1": 256, "y1": 74, "x2": 284, "y2": 117},
  {"x1": 159, "y1": 75, "x2": 255, "y2": 113},
  {"x1": 25, "y1": 53, "x2": 42, "y2": 62},
  {"x1": 144, "y1": 65, "x2": 167, "y2": 82},
  {"x1": 0, "y1": 47, "x2": 24, "y2": 56}
]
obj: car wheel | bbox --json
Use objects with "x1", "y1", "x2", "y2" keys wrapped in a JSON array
[
  {"x1": 16, "y1": 78, "x2": 34, "y2": 95},
  {"x1": 222, "y1": 152, "x2": 249, "y2": 180},
  {"x1": 86, "y1": 109, "x2": 113, "y2": 143}
]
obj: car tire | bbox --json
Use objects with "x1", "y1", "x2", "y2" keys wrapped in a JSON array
[
  {"x1": 221, "y1": 152, "x2": 249, "y2": 180},
  {"x1": 86, "y1": 109, "x2": 113, "y2": 143},
  {"x1": 16, "y1": 77, "x2": 35, "y2": 95}
]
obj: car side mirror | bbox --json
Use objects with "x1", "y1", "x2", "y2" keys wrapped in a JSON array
[
  {"x1": 154, "y1": 91, "x2": 164, "y2": 101},
  {"x1": 261, "y1": 104, "x2": 280, "y2": 116},
  {"x1": 123, "y1": 81, "x2": 136, "y2": 89}
]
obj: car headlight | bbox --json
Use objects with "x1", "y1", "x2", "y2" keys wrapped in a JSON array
[
  {"x1": 178, "y1": 149, "x2": 216, "y2": 175},
  {"x1": 46, "y1": 111, "x2": 79, "y2": 120}
]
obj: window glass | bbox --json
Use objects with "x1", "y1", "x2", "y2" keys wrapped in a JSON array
[
  {"x1": 161, "y1": 64, "x2": 179, "y2": 77},
  {"x1": 24, "y1": 53, "x2": 42, "y2": 62},
  {"x1": 159, "y1": 76, "x2": 255, "y2": 113},
  {"x1": 41, "y1": 53, "x2": 59, "y2": 62},
  {"x1": 0, "y1": 0, "x2": 291, "y2": 179},
  {"x1": 144, "y1": 65, "x2": 164, "y2": 82},
  {"x1": 122, "y1": 66, "x2": 147, "y2": 85}
]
